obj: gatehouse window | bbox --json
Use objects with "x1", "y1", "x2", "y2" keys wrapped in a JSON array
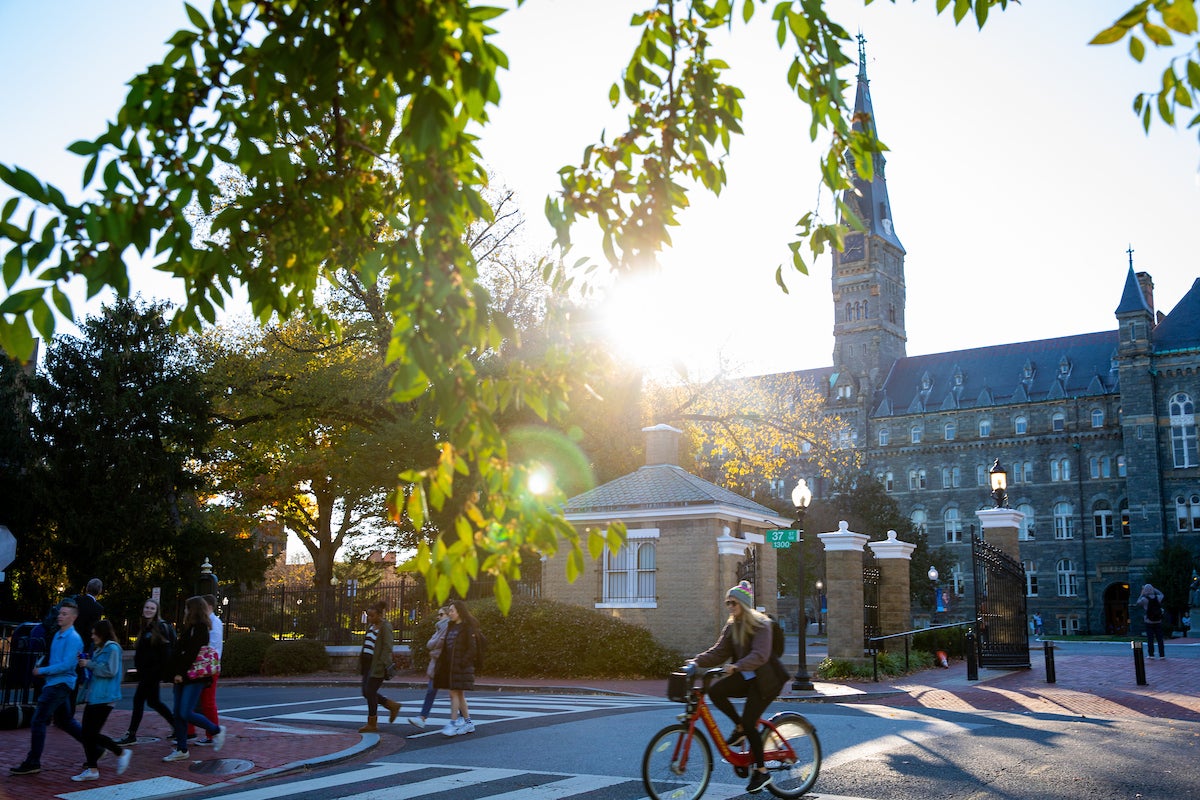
[{"x1": 600, "y1": 529, "x2": 658, "y2": 607}]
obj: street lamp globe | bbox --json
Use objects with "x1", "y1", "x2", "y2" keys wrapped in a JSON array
[
  {"x1": 791, "y1": 478, "x2": 812, "y2": 511},
  {"x1": 927, "y1": 566, "x2": 939, "y2": 582},
  {"x1": 988, "y1": 459, "x2": 1009, "y2": 508}
]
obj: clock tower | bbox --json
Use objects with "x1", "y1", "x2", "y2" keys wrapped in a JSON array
[{"x1": 832, "y1": 37, "x2": 907, "y2": 389}]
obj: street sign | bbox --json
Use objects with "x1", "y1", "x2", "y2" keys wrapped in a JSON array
[
  {"x1": 0, "y1": 525, "x2": 15, "y2": 573},
  {"x1": 765, "y1": 528, "x2": 797, "y2": 548}
]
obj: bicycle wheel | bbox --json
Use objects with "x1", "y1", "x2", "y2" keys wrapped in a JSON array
[
  {"x1": 760, "y1": 712, "x2": 820, "y2": 798},
  {"x1": 642, "y1": 723, "x2": 713, "y2": 800}
]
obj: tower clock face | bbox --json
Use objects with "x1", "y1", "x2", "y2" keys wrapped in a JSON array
[{"x1": 842, "y1": 233, "x2": 865, "y2": 261}]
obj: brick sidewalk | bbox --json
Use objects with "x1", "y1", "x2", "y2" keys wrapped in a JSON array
[{"x1": 0, "y1": 707, "x2": 370, "y2": 797}]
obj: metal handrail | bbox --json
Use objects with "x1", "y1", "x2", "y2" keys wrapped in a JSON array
[{"x1": 865, "y1": 621, "x2": 975, "y2": 682}]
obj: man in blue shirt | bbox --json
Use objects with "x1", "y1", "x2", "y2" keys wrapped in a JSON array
[{"x1": 10, "y1": 598, "x2": 88, "y2": 775}]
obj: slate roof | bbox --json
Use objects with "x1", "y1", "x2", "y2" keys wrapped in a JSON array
[
  {"x1": 1115, "y1": 265, "x2": 1152, "y2": 315},
  {"x1": 871, "y1": 331, "x2": 1119, "y2": 417},
  {"x1": 565, "y1": 463, "x2": 782, "y2": 518},
  {"x1": 1153, "y1": 277, "x2": 1200, "y2": 353}
]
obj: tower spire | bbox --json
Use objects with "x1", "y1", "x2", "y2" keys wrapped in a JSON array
[{"x1": 857, "y1": 32, "x2": 868, "y2": 83}]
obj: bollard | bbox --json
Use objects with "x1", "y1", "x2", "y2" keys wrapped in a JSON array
[
  {"x1": 1132, "y1": 639, "x2": 1147, "y2": 686},
  {"x1": 1043, "y1": 640, "x2": 1056, "y2": 684},
  {"x1": 965, "y1": 628, "x2": 979, "y2": 682}
]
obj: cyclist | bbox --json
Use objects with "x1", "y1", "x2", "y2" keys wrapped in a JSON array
[{"x1": 689, "y1": 580, "x2": 787, "y2": 794}]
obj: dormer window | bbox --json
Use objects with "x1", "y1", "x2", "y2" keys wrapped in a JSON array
[
  {"x1": 953, "y1": 368, "x2": 964, "y2": 387},
  {"x1": 920, "y1": 372, "x2": 933, "y2": 391},
  {"x1": 1058, "y1": 356, "x2": 1071, "y2": 378},
  {"x1": 1022, "y1": 360, "x2": 1034, "y2": 381}
]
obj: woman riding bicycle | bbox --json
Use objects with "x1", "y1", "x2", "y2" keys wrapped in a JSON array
[{"x1": 689, "y1": 580, "x2": 787, "y2": 794}]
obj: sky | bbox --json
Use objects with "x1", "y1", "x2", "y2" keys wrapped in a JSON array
[{"x1": 1, "y1": 1, "x2": 1197, "y2": 382}]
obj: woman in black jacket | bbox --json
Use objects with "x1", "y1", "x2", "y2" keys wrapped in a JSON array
[
  {"x1": 164, "y1": 596, "x2": 224, "y2": 762},
  {"x1": 115, "y1": 598, "x2": 176, "y2": 745},
  {"x1": 433, "y1": 599, "x2": 479, "y2": 737}
]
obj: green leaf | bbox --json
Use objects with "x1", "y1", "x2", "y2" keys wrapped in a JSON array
[
  {"x1": 184, "y1": 2, "x2": 207, "y2": 30},
  {"x1": 1129, "y1": 35, "x2": 1146, "y2": 61},
  {"x1": 1142, "y1": 22, "x2": 1173, "y2": 46},
  {"x1": 1090, "y1": 25, "x2": 1128, "y2": 45},
  {"x1": 494, "y1": 573, "x2": 512, "y2": 614},
  {"x1": 1162, "y1": 0, "x2": 1199, "y2": 35},
  {"x1": 66, "y1": 139, "x2": 101, "y2": 157}
]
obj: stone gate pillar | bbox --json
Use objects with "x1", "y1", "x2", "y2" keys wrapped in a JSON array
[
  {"x1": 819, "y1": 521, "x2": 870, "y2": 662},
  {"x1": 867, "y1": 529, "x2": 916, "y2": 653},
  {"x1": 975, "y1": 508, "x2": 1024, "y2": 563}
]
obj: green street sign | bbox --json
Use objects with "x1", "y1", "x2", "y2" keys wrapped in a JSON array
[{"x1": 765, "y1": 528, "x2": 797, "y2": 545}]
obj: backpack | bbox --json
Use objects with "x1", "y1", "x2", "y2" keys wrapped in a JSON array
[
  {"x1": 1146, "y1": 595, "x2": 1163, "y2": 622},
  {"x1": 473, "y1": 630, "x2": 487, "y2": 673},
  {"x1": 770, "y1": 617, "x2": 786, "y2": 660}
]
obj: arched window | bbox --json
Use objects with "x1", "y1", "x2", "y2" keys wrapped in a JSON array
[
  {"x1": 1050, "y1": 458, "x2": 1070, "y2": 482},
  {"x1": 951, "y1": 466, "x2": 961, "y2": 487},
  {"x1": 1052, "y1": 412, "x2": 1066, "y2": 432},
  {"x1": 1054, "y1": 502, "x2": 1074, "y2": 539},
  {"x1": 1014, "y1": 416, "x2": 1028, "y2": 435},
  {"x1": 979, "y1": 419, "x2": 991, "y2": 437},
  {"x1": 944, "y1": 508, "x2": 962, "y2": 544},
  {"x1": 1117, "y1": 455, "x2": 1127, "y2": 477},
  {"x1": 884, "y1": 471, "x2": 894, "y2": 492},
  {"x1": 845, "y1": 302, "x2": 852, "y2": 322},
  {"x1": 976, "y1": 464, "x2": 987, "y2": 486},
  {"x1": 908, "y1": 470, "x2": 919, "y2": 490},
  {"x1": 1176, "y1": 495, "x2": 1200, "y2": 532},
  {"x1": 1023, "y1": 561, "x2": 1038, "y2": 597},
  {"x1": 1011, "y1": 463, "x2": 1022, "y2": 484},
  {"x1": 878, "y1": 427, "x2": 890, "y2": 447},
  {"x1": 911, "y1": 426, "x2": 923, "y2": 444},
  {"x1": 1056, "y1": 559, "x2": 1078, "y2": 597},
  {"x1": 1023, "y1": 461, "x2": 1033, "y2": 483},
  {"x1": 911, "y1": 509, "x2": 928, "y2": 534},
  {"x1": 1169, "y1": 393, "x2": 1198, "y2": 467},
  {"x1": 602, "y1": 530, "x2": 658, "y2": 604},
  {"x1": 1091, "y1": 408, "x2": 1104, "y2": 428},
  {"x1": 1093, "y1": 501, "x2": 1114, "y2": 538},
  {"x1": 863, "y1": 299, "x2": 869, "y2": 319},
  {"x1": 854, "y1": 301, "x2": 861, "y2": 320},
  {"x1": 944, "y1": 421, "x2": 956, "y2": 440},
  {"x1": 1018, "y1": 503, "x2": 1036, "y2": 540}
]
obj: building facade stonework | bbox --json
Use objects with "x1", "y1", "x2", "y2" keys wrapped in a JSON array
[{"x1": 764, "y1": 50, "x2": 1200, "y2": 637}]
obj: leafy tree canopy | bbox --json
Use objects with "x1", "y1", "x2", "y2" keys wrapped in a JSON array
[{"x1": 2, "y1": 0, "x2": 1197, "y2": 610}]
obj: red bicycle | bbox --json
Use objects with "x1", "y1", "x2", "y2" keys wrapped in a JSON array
[{"x1": 641, "y1": 665, "x2": 821, "y2": 800}]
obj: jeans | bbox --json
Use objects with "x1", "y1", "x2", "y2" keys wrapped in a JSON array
[
  {"x1": 26, "y1": 682, "x2": 84, "y2": 765},
  {"x1": 81, "y1": 703, "x2": 121, "y2": 767},
  {"x1": 129, "y1": 676, "x2": 175, "y2": 734},
  {"x1": 419, "y1": 678, "x2": 439, "y2": 718},
  {"x1": 172, "y1": 682, "x2": 218, "y2": 752},
  {"x1": 1145, "y1": 621, "x2": 1165, "y2": 657},
  {"x1": 707, "y1": 674, "x2": 771, "y2": 768}
]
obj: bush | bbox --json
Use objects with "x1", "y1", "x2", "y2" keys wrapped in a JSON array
[
  {"x1": 262, "y1": 639, "x2": 329, "y2": 675},
  {"x1": 409, "y1": 597, "x2": 682, "y2": 679},
  {"x1": 221, "y1": 631, "x2": 276, "y2": 677},
  {"x1": 816, "y1": 648, "x2": 936, "y2": 681},
  {"x1": 913, "y1": 627, "x2": 968, "y2": 659}
]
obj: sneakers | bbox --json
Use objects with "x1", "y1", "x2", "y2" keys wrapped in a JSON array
[
  {"x1": 114, "y1": 732, "x2": 137, "y2": 746},
  {"x1": 458, "y1": 718, "x2": 476, "y2": 734},
  {"x1": 116, "y1": 748, "x2": 132, "y2": 776},
  {"x1": 408, "y1": 716, "x2": 426, "y2": 729},
  {"x1": 726, "y1": 726, "x2": 747, "y2": 748},
  {"x1": 9, "y1": 762, "x2": 41, "y2": 776},
  {"x1": 163, "y1": 750, "x2": 189, "y2": 762},
  {"x1": 71, "y1": 768, "x2": 100, "y2": 782},
  {"x1": 747, "y1": 770, "x2": 772, "y2": 793},
  {"x1": 211, "y1": 726, "x2": 227, "y2": 753},
  {"x1": 440, "y1": 720, "x2": 461, "y2": 737}
]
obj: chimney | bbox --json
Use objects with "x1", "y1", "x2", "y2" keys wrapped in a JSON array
[
  {"x1": 1136, "y1": 271, "x2": 1155, "y2": 323},
  {"x1": 643, "y1": 424, "x2": 683, "y2": 466}
]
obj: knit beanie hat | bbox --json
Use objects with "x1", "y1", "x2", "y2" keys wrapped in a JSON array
[{"x1": 727, "y1": 580, "x2": 754, "y2": 610}]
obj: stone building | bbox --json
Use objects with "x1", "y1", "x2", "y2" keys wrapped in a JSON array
[
  {"x1": 547, "y1": 424, "x2": 791, "y2": 657},
  {"x1": 757, "y1": 46, "x2": 1200, "y2": 636}
]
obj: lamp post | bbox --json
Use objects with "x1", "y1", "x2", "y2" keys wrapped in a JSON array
[
  {"x1": 928, "y1": 565, "x2": 940, "y2": 625},
  {"x1": 989, "y1": 459, "x2": 1009, "y2": 508},
  {"x1": 791, "y1": 478, "x2": 814, "y2": 692},
  {"x1": 814, "y1": 579, "x2": 824, "y2": 635}
]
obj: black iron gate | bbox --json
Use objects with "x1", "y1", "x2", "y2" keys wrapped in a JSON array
[
  {"x1": 863, "y1": 553, "x2": 880, "y2": 648},
  {"x1": 971, "y1": 534, "x2": 1030, "y2": 669}
]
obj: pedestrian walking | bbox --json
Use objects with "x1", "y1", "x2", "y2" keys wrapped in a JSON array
[
  {"x1": 1032, "y1": 612, "x2": 1043, "y2": 637},
  {"x1": 10, "y1": 598, "x2": 87, "y2": 776},
  {"x1": 408, "y1": 606, "x2": 449, "y2": 729},
  {"x1": 358, "y1": 600, "x2": 401, "y2": 733},
  {"x1": 164, "y1": 596, "x2": 225, "y2": 762},
  {"x1": 73, "y1": 620, "x2": 133, "y2": 781},
  {"x1": 1136, "y1": 583, "x2": 1166, "y2": 659},
  {"x1": 689, "y1": 580, "x2": 789, "y2": 795},
  {"x1": 189, "y1": 594, "x2": 222, "y2": 745},
  {"x1": 71, "y1": 578, "x2": 104, "y2": 715},
  {"x1": 115, "y1": 598, "x2": 176, "y2": 745},
  {"x1": 435, "y1": 599, "x2": 481, "y2": 737}
]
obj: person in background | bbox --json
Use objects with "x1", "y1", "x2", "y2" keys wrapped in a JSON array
[
  {"x1": 190, "y1": 594, "x2": 223, "y2": 745},
  {"x1": 358, "y1": 600, "x2": 401, "y2": 733},
  {"x1": 71, "y1": 578, "x2": 104, "y2": 715},
  {"x1": 73, "y1": 620, "x2": 132, "y2": 781},
  {"x1": 116, "y1": 598, "x2": 176, "y2": 745},
  {"x1": 435, "y1": 599, "x2": 480, "y2": 737},
  {"x1": 164, "y1": 596, "x2": 225, "y2": 762},
  {"x1": 408, "y1": 606, "x2": 449, "y2": 729},
  {"x1": 1136, "y1": 583, "x2": 1166, "y2": 659},
  {"x1": 10, "y1": 598, "x2": 86, "y2": 776},
  {"x1": 690, "y1": 580, "x2": 788, "y2": 795}
]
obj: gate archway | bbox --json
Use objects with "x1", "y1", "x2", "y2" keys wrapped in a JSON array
[{"x1": 1103, "y1": 582, "x2": 1131, "y2": 634}]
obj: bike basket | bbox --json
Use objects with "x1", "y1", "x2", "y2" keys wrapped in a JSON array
[{"x1": 666, "y1": 671, "x2": 691, "y2": 703}]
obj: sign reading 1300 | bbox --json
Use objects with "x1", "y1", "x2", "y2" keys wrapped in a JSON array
[{"x1": 765, "y1": 528, "x2": 797, "y2": 548}]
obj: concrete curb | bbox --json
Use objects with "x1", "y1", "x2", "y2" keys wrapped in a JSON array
[{"x1": 224, "y1": 732, "x2": 381, "y2": 785}]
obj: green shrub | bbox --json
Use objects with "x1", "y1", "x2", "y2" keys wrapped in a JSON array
[
  {"x1": 409, "y1": 597, "x2": 682, "y2": 679},
  {"x1": 912, "y1": 627, "x2": 968, "y2": 659},
  {"x1": 221, "y1": 631, "x2": 276, "y2": 677},
  {"x1": 816, "y1": 648, "x2": 937, "y2": 681},
  {"x1": 262, "y1": 639, "x2": 329, "y2": 675}
]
